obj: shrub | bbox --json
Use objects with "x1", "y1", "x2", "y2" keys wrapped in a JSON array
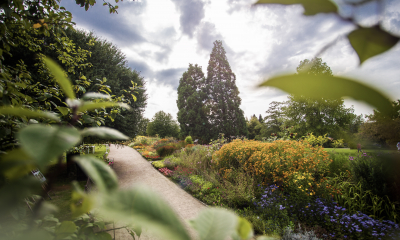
[
  {"x1": 217, "y1": 169, "x2": 256, "y2": 208},
  {"x1": 213, "y1": 140, "x2": 331, "y2": 194},
  {"x1": 350, "y1": 152, "x2": 400, "y2": 200},
  {"x1": 189, "y1": 175, "x2": 213, "y2": 192},
  {"x1": 185, "y1": 136, "x2": 194, "y2": 144},
  {"x1": 152, "y1": 160, "x2": 165, "y2": 169},
  {"x1": 156, "y1": 143, "x2": 179, "y2": 157},
  {"x1": 326, "y1": 152, "x2": 351, "y2": 177}
]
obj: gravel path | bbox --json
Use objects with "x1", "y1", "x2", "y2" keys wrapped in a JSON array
[{"x1": 107, "y1": 144, "x2": 206, "y2": 240}]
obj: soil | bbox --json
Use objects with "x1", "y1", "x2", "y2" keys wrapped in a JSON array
[{"x1": 107, "y1": 144, "x2": 206, "y2": 240}]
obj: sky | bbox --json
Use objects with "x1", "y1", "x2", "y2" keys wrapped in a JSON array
[{"x1": 60, "y1": 0, "x2": 400, "y2": 121}]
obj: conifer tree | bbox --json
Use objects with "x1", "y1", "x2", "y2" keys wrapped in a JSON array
[
  {"x1": 205, "y1": 40, "x2": 247, "y2": 140},
  {"x1": 176, "y1": 64, "x2": 209, "y2": 142}
]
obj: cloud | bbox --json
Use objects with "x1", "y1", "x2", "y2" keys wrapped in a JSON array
[
  {"x1": 154, "y1": 68, "x2": 186, "y2": 89},
  {"x1": 196, "y1": 21, "x2": 224, "y2": 52},
  {"x1": 170, "y1": 0, "x2": 206, "y2": 38},
  {"x1": 60, "y1": 0, "x2": 147, "y2": 47}
]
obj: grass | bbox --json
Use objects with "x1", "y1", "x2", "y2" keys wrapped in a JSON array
[
  {"x1": 49, "y1": 180, "x2": 87, "y2": 222},
  {"x1": 324, "y1": 148, "x2": 397, "y2": 156},
  {"x1": 31, "y1": 144, "x2": 108, "y2": 221}
]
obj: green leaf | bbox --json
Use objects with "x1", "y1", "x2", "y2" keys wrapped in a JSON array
[
  {"x1": 94, "y1": 232, "x2": 112, "y2": 240},
  {"x1": 254, "y1": 0, "x2": 337, "y2": 15},
  {"x1": 98, "y1": 186, "x2": 191, "y2": 240},
  {"x1": 43, "y1": 56, "x2": 76, "y2": 99},
  {"x1": 18, "y1": 125, "x2": 81, "y2": 167},
  {"x1": 348, "y1": 26, "x2": 400, "y2": 64},
  {"x1": 80, "y1": 127, "x2": 129, "y2": 140},
  {"x1": 56, "y1": 106, "x2": 69, "y2": 116},
  {"x1": 258, "y1": 74, "x2": 393, "y2": 115},
  {"x1": 236, "y1": 217, "x2": 253, "y2": 240},
  {"x1": 1, "y1": 148, "x2": 36, "y2": 180},
  {"x1": 55, "y1": 221, "x2": 77, "y2": 240},
  {"x1": 74, "y1": 155, "x2": 118, "y2": 192},
  {"x1": 0, "y1": 106, "x2": 60, "y2": 122},
  {"x1": 78, "y1": 102, "x2": 130, "y2": 112},
  {"x1": 82, "y1": 92, "x2": 111, "y2": 100},
  {"x1": 190, "y1": 208, "x2": 238, "y2": 240},
  {"x1": 70, "y1": 182, "x2": 94, "y2": 218}
]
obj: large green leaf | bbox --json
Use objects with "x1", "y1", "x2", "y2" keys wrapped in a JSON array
[
  {"x1": 255, "y1": 0, "x2": 337, "y2": 15},
  {"x1": 70, "y1": 182, "x2": 94, "y2": 218},
  {"x1": 258, "y1": 74, "x2": 393, "y2": 115},
  {"x1": 55, "y1": 221, "x2": 77, "y2": 240},
  {"x1": 190, "y1": 208, "x2": 238, "y2": 240},
  {"x1": 17, "y1": 125, "x2": 81, "y2": 166},
  {"x1": 74, "y1": 155, "x2": 118, "y2": 192},
  {"x1": 348, "y1": 26, "x2": 400, "y2": 64},
  {"x1": 98, "y1": 186, "x2": 191, "y2": 240},
  {"x1": 236, "y1": 217, "x2": 253, "y2": 240},
  {"x1": 78, "y1": 102, "x2": 130, "y2": 112},
  {"x1": 43, "y1": 56, "x2": 76, "y2": 99},
  {"x1": 1, "y1": 148, "x2": 36, "y2": 180},
  {"x1": 0, "y1": 106, "x2": 60, "y2": 122},
  {"x1": 80, "y1": 127, "x2": 129, "y2": 140}
]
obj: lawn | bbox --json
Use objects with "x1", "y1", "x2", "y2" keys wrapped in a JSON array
[{"x1": 324, "y1": 147, "x2": 398, "y2": 156}]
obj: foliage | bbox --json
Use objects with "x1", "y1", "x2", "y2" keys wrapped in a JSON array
[
  {"x1": 358, "y1": 100, "x2": 400, "y2": 147},
  {"x1": 349, "y1": 152, "x2": 400, "y2": 202},
  {"x1": 247, "y1": 116, "x2": 263, "y2": 140},
  {"x1": 177, "y1": 64, "x2": 209, "y2": 142},
  {"x1": 156, "y1": 143, "x2": 179, "y2": 158},
  {"x1": 277, "y1": 58, "x2": 357, "y2": 140},
  {"x1": 185, "y1": 135, "x2": 194, "y2": 144},
  {"x1": 303, "y1": 133, "x2": 330, "y2": 147},
  {"x1": 204, "y1": 40, "x2": 248, "y2": 141},
  {"x1": 152, "y1": 160, "x2": 165, "y2": 169},
  {"x1": 213, "y1": 140, "x2": 331, "y2": 193},
  {"x1": 64, "y1": 29, "x2": 148, "y2": 138},
  {"x1": 0, "y1": 56, "x2": 264, "y2": 240},
  {"x1": 147, "y1": 111, "x2": 180, "y2": 138}
]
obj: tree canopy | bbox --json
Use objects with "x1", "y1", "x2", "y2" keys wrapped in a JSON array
[
  {"x1": 147, "y1": 111, "x2": 180, "y2": 138},
  {"x1": 283, "y1": 58, "x2": 355, "y2": 139}
]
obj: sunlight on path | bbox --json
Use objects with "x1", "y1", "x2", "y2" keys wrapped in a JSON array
[{"x1": 107, "y1": 144, "x2": 206, "y2": 240}]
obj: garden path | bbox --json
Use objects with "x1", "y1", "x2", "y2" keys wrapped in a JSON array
[{"x1": 106, "y1": 144, "x2": 206, "y2": 240}]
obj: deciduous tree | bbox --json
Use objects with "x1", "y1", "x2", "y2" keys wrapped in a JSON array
[{"x1": 147, "y1": 111, "x2": 179, "y2": 138}]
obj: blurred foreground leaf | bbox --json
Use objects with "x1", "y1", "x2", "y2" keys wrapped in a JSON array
[
  {"x1": 80, "y1": 127, "x2": 129, "y2": 140},
  {"x1": 82, "y1": 92, "x2": 111, "y2": 100},
  {"x1": 55, "y1": 221, "x2": 77, "y2": 240},
  {"x1": 74, "y1": 155, "x2": 118, "y2": 192},
  {"x1": 98, "y1": 186, "x2": 191, "y2": 240},
  {"x1": 78, "y1": 102, "x2": 130, "y2": 112},
  {"x1": 43, "y1": 57, "x2": 76, "y2": 99},
  {"x1": 236, "y1": 217, "x2": 254, "y2": 240},
  {"x1": 70, "y1": 182, "x2": 94, "y2": 218},
  {"x1": 0, "y1": 106, "x2": 60, "y2": 122},
  {"x1": 1, "y1": 149, "x2": 35, "y2": 179},
  {"x1": 259, "y1": 74, "x2": 393, "y2": 115},
  {"x1": 348, "y1": 26, "x2": 400, "y2": 64},
  {"x1": 18, "y1": 125, "x2": 81, "y2": 167},
  {"x1": 190, "y1": 208, "x2": 238, "y2": 240},
  {"x1": 255, "y1": 0, "x2": 337, "y2": 15}
]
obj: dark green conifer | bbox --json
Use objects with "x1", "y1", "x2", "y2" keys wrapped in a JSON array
[
  {"x1": 176, "y1": 64, "x2": 209, "y2": 142},
  {"x1": 204, "y1": 40, "x2": 247, "y2": 140}
]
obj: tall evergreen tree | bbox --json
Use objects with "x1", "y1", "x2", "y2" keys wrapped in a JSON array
[
  {"x1": 205, "y1": 40, "x2": 247, "y2": 140},
  {"x1": 259, "y1": 114, "x2": 263, "y2": 123},
  {"x1": 176, "y1": 64, "x2": 209, "y2": 142}
]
